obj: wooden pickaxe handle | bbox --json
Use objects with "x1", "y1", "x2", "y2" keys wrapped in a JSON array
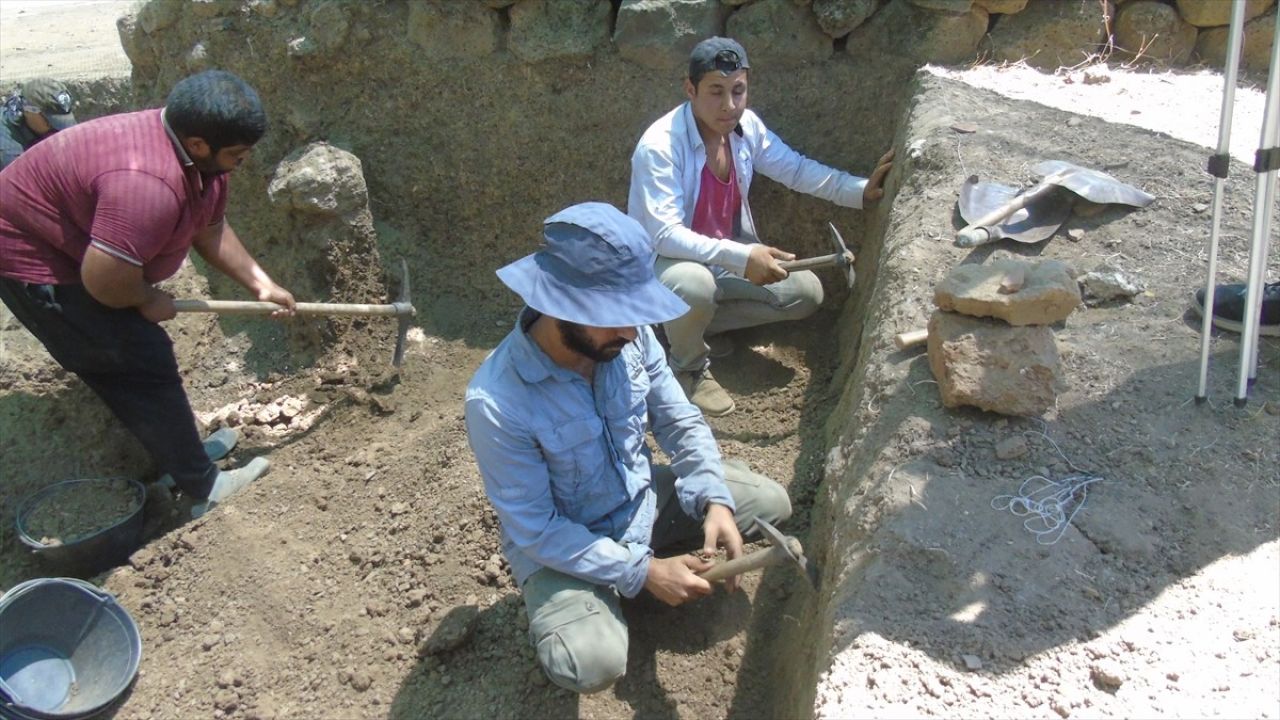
[
  {"x1": 173, "y1": 300, "x2": 415, "y2": 317},
  {"x1": 894, "y1": 328, "x2": 928, "y2": 349},
  {"x1": 697, "y1": 537, "x2": 803, "y2": 583},
  {"x1": 778, "y1": 252, "x2": 848, "y2": 272}
]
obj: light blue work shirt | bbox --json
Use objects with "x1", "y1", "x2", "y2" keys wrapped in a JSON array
[{"x1": 464, "y1": 309, "x2": 734, "y2": 599}]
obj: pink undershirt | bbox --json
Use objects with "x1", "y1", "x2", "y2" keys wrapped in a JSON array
[{"x1": 690, "y1": 156, "x2": 740, "y2": 240}]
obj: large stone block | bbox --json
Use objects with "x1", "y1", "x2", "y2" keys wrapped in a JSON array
[
  {"x1": 268, "y1": 143, "x2": 369, "y2": 219},
  {"x1": 137, "y1": 0, "x2": 182, "y2": 34},
  {"x1": 847, "y1": 0, "x2": 988, "y2": 65},
  {"x1": 934, "y1": 258, "x2": 1080, "y2": 326},
  {"x1": 907, "y1": 0, "x2": 972, "y2": 12},
  {"x1": 812, "y1": 0, "x2": 879, "y2": 38},
  {"x1": 615, "y1": 0, "x2": 726, "y2": 71},
  {"x1": 1176, "y1": 0, "x2": 1274, "y2": 28},
  {"x1": 1114, "y1": 0, "x2": 1197, "y2": 65},
  {"x1": 727, "y1": 0, "x2": 833, "y2": 67},
  {"x1": 927, "y1": 310, "x2": 1062, "y2": 417},
  {"x1": 1195, "y1": 9, "x2": 1277, "y2": 72},
  {"x1": 509, "y1": 0, "x2": 612, "y2": 63},
  {"x1": 407, "y1": 1, "x2": 500, "y2": 60},
  {"x1": 987, "y1": 0, "x2": 1113, "y2": 70},
  {"x1": 974, "y1": 0, "x2": 1027, "y2": 13}
]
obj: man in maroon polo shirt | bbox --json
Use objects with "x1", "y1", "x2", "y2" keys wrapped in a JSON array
[{"x1": 0, "y1": 70, "x2": 294, "y2": 518}]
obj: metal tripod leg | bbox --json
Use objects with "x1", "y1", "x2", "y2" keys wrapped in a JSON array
[
  {"x1": 1235, "y1": 9, "x2": 1280, "y2": 407},
  {"x1": 1196, "y1": 0, "x2": 1248, "y2": 402}
]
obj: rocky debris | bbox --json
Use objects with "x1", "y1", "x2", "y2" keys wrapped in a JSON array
[
  {"x1": 199, "y1": 395, "x2": 318, "y2": 436},
  {"x1": 1177, "y1": 0, "x2": 1275, "y2": 28},
  {"x1": 268, "y1": 142, "x2": 368, "y2": 219},
  {"x1": 728, "y1": 0, "x2": 832, "y2": 68},
  {"x1": 849, "y1": 0, "x2": 989, "y2": 64},
  {"x1": 994, "y1": 434, "x2": 1029, "y2": 460},
  {"x1": 927, "y1": 310, "x2": 1063, "y2": 416},
  {"x1": 985, "y1": 0, "x2": 1113, "y2": 70},
  {"x1": 418, "y1": 604, "x2": 481, "y2": 656},
  {"x1": 614, "y1": 0, "x2": 725, "y2": 70},
  {"x1": 406, "y1": 2, "x2": 500, "y2": 60},
  {"x1": 935, "y1": 259, "x2": 1080, "y2": 326},
  {"x1": 508, "y1": 0, "x2": 611, "y2": 63},
  {"x1": 1078, "y1": 266, "x2": 1142, "y2": 305},
  {"x1": 961, "y1": 653, "x2": 983, "y2": 671},
  {"x1": 1194, "y1": 9, "x2": 1277, "y2": 72},
  {"x1": 812, "y1": 0, "x2": 879, "y2": 38},
  {"x1": 1114, "y1": 1, "x2": 1197, "y2": 66},
  {"x1": 1090, "y1": 659, "x2": 1126, "y2": 691}
]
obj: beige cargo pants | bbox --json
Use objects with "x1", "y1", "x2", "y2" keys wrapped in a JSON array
[{"x1": 521, "y1": 459, "x2": 792, "y2": 694}]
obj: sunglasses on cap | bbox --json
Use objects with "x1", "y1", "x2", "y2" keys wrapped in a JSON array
[{"x1": 713, "y1": 49, "x2": 743, "y2": 75}]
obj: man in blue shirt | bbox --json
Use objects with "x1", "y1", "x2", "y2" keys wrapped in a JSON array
[{"x1": 465, "y1": 202, "x2": 792, "y2": 694}]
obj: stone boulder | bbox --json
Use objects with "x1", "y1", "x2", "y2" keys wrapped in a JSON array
[
  {"x1": 927, "y1": 310, "x2": 1062, "y2": 417},
  {"x1": 987, "y1": 0, "x2": 1113, "y2": 70},
  {"x1": 727, "y1": 0, "x2": 833, "y2": 68},
  {"x1": 137, "y1": 0, "x2": 182, "y2": 34},
  {"x1": 509, "y1": 0, "x2": 611, "y2": 64},
  {"x1": 407, "y1": 1, "x2": 500, "y2": 60},
  {"x1": 308, "y1": 1, "x2": 350, "y2": 54},
  {"x1": 907, "y1": 0, "x2": 972, "y2": 11},
  {"x1": 812, "y1": 0, "x2": 879, "y2": 38},
  {"x1": 615, "y1": 0, "x2": 726, "y2": 71},
  {"x1": 1196, "y1": 9, "x2": 1277, "y2": 73},
  {"x1": 934, "y1": 258, "x2": 1080, "y2": 325},
  {"x1": 974, "y1": 0, "x2": 1027, "y2": 14},
  {"x1": 847, "y1": 0, "x2": 988, "y2": 65},
  {"x1": 268, "y1": 143, "x2": 369, "y2": 219},
  {"x1": 1176, "y1": 0, "x2": 1274, "y2": 28},
  {"x1": 1114, "y1": 0, "x2": 1197, "y2": 65}
]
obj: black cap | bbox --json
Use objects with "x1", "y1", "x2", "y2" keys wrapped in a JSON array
[{"x1": 688, "y1": 37, "x2": 750, "y2": 82}]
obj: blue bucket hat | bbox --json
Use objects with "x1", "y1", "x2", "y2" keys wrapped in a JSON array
[{"x1": 496, "y1": 202, "x2": 689, "y2": 327}]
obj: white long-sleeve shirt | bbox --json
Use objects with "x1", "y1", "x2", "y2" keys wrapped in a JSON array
[{"x1": 628, "y1": 102, "x2": 868, "y2": 277}]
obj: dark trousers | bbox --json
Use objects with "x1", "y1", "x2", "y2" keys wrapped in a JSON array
[{"x1": 0, "y1": 277, "x2": 218, "y2": 498}]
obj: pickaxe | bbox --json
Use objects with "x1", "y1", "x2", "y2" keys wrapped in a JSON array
[
  {"x1": 697, "y1": 517, "x2": 820, "y2": 589},
  {"x1": 174, "y1": 258, "x2": 417, "y2": 367},
  {"x1": 778, "y1": 222, "x2": 856, "y2": 289}
]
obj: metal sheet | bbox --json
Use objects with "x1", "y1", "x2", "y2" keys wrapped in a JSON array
[
  {"x1": 959, "y1": 176, "x2": 1074, "y2": 244},
  {"x1": 1032, "y1": 160, "x2": 1156, "y2": 207}
]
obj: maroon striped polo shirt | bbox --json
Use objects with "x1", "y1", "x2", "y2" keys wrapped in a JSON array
[{"x1": 0, "y1": 108, "x2": 228, "y2": 285}]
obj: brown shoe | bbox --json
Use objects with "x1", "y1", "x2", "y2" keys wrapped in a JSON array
[{"x1": 675, "y1": 368, "x2": 735, "y2": 417}]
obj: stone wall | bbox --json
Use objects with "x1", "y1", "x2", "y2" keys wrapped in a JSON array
[{"x1": 111, "y1": 0, "x2": 1272, "y2": 348}]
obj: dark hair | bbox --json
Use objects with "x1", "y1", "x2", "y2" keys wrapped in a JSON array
[{"x1": 165, "y1": 70, "x2": 266, "y2": 153}]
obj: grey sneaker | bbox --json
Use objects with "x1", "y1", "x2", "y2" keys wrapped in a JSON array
[
  {"x1": 157, "y1": 428, "x2": 241, "y2": 491},
  {"x1": 191, "y1": 457, "x2": 270, "y2": 518},
  {"x1": 203, "y1": 427, "x2": 239, "y2": 462},
  {"x1": 675, "y1": 368, "x2": 735, "y2": 417}
]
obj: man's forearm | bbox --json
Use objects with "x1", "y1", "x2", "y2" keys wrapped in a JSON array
[{"x1": 193, "y1": 221, "x2": 276, "y2": 294}]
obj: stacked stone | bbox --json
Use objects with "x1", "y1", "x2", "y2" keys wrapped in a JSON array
[
  {"x1": 926, "y1": 258, "x2": 1079, "y2": 417},
  {"x1": 119, "y1": 0, "x2": 1278, "y2": 81}
]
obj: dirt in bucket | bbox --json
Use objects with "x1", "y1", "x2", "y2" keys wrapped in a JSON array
[{"x1": 25, "y1": 479, "x2": 140, "y2": 547}]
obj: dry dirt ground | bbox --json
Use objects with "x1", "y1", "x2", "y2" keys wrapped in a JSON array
[{"x1": 0, "y1": 4, "x2": 1277, "y2": 720}]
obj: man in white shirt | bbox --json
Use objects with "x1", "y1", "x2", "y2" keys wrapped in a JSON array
[{"x1": 628, "y1": 37, "x2": 892, "y2": 416}]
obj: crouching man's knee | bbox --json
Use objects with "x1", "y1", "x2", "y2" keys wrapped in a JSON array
[{"x1": 529, "y1": 588, "x2": 629, "y2": 694}]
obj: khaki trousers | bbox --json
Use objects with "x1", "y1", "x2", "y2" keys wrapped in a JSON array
[
  {"x1": 655, "y1": 257, "x2": 824, "y2": 373},
  {"x1": 521, "y1": 460, "x2": 792, "y2": 694}
]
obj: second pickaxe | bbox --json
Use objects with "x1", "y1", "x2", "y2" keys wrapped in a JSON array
[
  {"x1": 697, "y1": 517, "x2": 820, "y2": 589},
  {"x1": 777, "y1": 221, "x2": 856, "y2": 289},
  {"x1": 174, "y1": 258, "x2": 417, "y2": 367}
]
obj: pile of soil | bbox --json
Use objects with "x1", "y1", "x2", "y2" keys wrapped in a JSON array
[{"x1": 24, "y1": 478, "x2": 140, "y2": 547}]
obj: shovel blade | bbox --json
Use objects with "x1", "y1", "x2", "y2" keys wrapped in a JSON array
[
  {"x1": 959, "y1": 177, "x2": 1073, "y2": 244},
  {"x1": 1031, "y1": 160, "x2": 1155, "y2": 207}
]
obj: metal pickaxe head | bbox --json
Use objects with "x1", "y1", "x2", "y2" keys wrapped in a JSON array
[
  {"x1": 826, "y1": 222, "x2": 856, "y2": 290},
  {"x1": 775, "y1": 222, "x2": 856, "y2": 290},
  {"x1": 391, "y1": 257, "x2": 417, "y2": 368},
  {"x1": 755, "y1": 517, "x2": 820, "y2": 590}
]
